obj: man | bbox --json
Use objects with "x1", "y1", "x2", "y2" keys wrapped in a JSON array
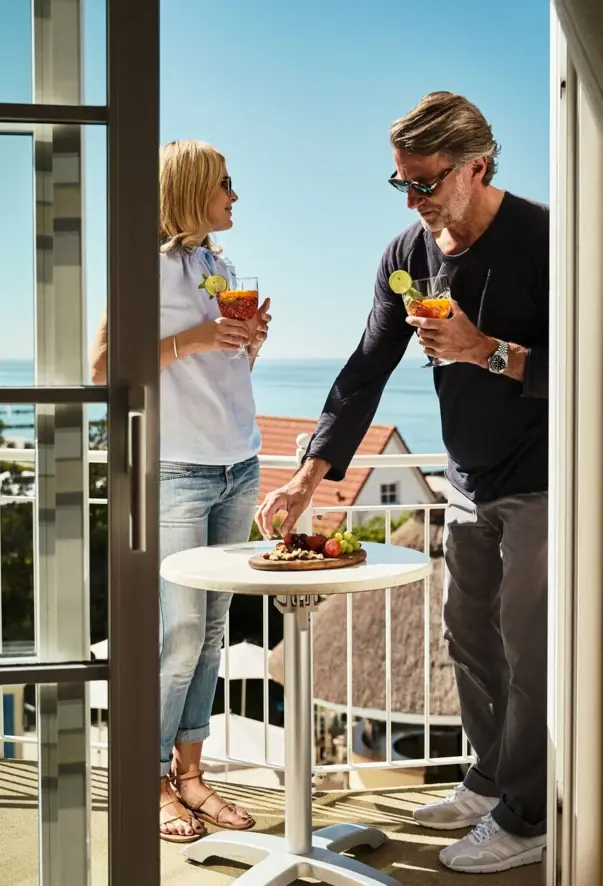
[{"x1": 257, "y1": 91, "x2": 549, "y2": 875}]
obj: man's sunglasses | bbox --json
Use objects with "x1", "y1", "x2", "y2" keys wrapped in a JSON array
[
  {"x1": 388, "y1": 166, "x2": 454, "y2": 197},
  {"x1": 220, "y1": 175, "x2": 234, "y2": 195}
]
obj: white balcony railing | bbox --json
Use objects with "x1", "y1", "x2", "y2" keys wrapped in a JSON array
[{"x1": 0, "y1": 440, "x2": 472, "y2": 782}]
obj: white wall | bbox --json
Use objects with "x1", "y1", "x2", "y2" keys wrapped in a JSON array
[{"x1": 354, "y1": 435, "x2": 435, "y2": 523}]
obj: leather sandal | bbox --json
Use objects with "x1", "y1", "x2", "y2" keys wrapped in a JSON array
[
  {"x1": 160, "y1": 789, "x2": 207, "y2": 843},
  {"x1": 172, "y1": 769, "x2": 255, "y2": 831}
]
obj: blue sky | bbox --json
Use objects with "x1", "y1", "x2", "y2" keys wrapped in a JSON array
[{"x1": 0, "y1": 0, "x2": 550, "y2": 361}]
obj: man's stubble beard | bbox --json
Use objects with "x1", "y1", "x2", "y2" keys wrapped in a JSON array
[{"x1": 419, "y1": 180, "x2": 472, "y2": 233}]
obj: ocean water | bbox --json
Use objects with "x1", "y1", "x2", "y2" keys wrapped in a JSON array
[{"x1": 0, "y1": 358, "x2": 444, "y2": 454}]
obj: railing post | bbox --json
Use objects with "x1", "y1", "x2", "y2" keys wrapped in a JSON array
[
  {"x1": 294, "y1": 431, "x2": 315, "y2": 779},
  {"x1": 295, "y1": 433, "x2": 313, "y2": 534}
]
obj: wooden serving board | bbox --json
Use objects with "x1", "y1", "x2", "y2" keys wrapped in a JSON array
[{"x1": 249, "y1": 548, "x2": 367, "y2": 572}]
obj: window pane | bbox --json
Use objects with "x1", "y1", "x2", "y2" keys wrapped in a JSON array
[
  {"x1": 0, "y1": 402, "x2": 107, "y2": 663},
  {"x1": 0, "y1": 135, "x2": 34, "y2": 364},
  {"x1": 1, "y1": 452, "x2": 35, "y2": 656},
  {"x1": 0, "y1": 1, "x2": 32, "y2": 103},
  {"x1": 0, "y1": 121, "x2": 108, "y2": 663},
  {"x1": 0, "y1": 126, "x2": 107, "y2": 383},
  {"x1": 0, "y1": 680, "x2": 108, "y2": 885},
  {"x1": 0, "y1": 1, "x2": 107, "y2": 107},
  {"x1": 83, "y1": 0, "x2": 107, "y2": 106}
]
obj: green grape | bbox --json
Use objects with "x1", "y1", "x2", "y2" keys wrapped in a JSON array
[
  {"x1": 343, "y1": 530, "x2": 353, "y2": 540},
  {"x1": 353, "y1": 539, "x2": 361, "y2": 551},
  {"x1": 334, "y1": 532, "x2": 343, "y2": 541}
]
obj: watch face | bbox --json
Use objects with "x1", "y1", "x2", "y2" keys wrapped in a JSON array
[{"x1": 489, "y1": 353, "x2": 507, "y2": 374}]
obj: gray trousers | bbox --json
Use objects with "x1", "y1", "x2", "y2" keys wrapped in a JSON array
[{"x1": 443, "y1": 486, "x2": 548, "y2": 838}]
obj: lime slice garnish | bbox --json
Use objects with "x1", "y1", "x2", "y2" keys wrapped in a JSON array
[
  {"x1": 388, "y1": 270, "x2": 412, "y2": 294},
  {"x1": 200, "y1": 274, "x2": 228, "y2": 296}
]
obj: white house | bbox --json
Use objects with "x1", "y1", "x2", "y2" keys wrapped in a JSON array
[{"x1": 256, "y1": 416, "x2": 437, "y2": 533}]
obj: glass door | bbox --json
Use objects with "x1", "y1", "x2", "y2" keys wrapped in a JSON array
[{"x1": 0, "y1": 1, "x2": 159, "y2": 884}]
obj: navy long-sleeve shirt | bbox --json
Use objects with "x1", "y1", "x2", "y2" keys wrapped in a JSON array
[{"x1": 305, "y1": 192, "x2": 549, "y2": 503}]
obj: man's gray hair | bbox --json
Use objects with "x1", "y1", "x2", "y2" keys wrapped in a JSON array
[{"x1": 389, "y1": 92, "x2": 501, "y2": 185}]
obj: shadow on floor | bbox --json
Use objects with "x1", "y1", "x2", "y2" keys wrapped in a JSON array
[{"x1": 0, "y1": 761, "x2": 542, "y2": 886}]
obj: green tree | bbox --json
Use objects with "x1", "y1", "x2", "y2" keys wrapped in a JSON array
[
  {"x1": 88, "y1": 418, "x2": 108, "y2": 644},
  {"x1": 0, "y1": 418, "x2": 110, "y2": 648},
  {"x1": 350, "y1": 513, "x2": 409, "y2": 543},
  {"x1": 0, "y1": 419, "x2": 35, "y2": 649}
]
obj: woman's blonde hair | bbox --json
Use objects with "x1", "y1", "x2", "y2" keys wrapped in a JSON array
[
  {"x1": 389, "y1": 92, "x2": 501, "y2": 186},
  {"x1": 160, "y1": 140, "x2": 226, "y2": 253}
]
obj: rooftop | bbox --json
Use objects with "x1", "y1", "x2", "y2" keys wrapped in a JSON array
[{"x1": 256, "y1": 416, "x2": 428, "y2": 532}]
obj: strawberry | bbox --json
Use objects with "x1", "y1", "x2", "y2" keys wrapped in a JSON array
[
  {"x1": 306, "y1": 534, "x2": 328, "y2": 553},
  {"x1": 324, "y1": 538, "x2": 342, "y2": 558}
]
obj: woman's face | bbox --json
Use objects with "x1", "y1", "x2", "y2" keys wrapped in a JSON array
[{"x1": 206, "y1": 172, "x2": 238, "y2": 232}]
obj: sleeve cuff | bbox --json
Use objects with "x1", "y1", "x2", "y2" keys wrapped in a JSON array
[
  {"x1": 302, "y1": 436, "x2": 347, "y2": 482},
  {"x1": 522, "y1": 347, "x2": 548, "y2": 399}
]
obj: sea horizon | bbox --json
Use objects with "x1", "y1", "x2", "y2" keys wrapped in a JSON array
[{"x1": 0, "y1": 357, "x2": 445, "y2": 454}]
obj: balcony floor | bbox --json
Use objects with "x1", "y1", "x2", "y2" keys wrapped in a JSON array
[{"x1": 0, "y1": 760, "x2": 542, "y2": 885}]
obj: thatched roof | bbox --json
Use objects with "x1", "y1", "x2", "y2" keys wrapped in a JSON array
[
  {"x1": 269, "y1": 516, "x2": 460, "y2": 719},
  {"x1": 390, "y1": 505, "x2": 445, "y2": 558}
]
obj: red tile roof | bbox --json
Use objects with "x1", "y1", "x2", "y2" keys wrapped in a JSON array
[{"x1": 256, "y1": 416, "x2": 399, "y2": 533}]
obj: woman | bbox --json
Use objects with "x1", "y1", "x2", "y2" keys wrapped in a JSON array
[{"x1": 91, "y1": 140, "x2": 271, "y2": 841}]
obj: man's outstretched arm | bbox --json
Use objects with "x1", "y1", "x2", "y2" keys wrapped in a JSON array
[{"x1": 256, "y1": 258, "x2": 414, "y2": 537}]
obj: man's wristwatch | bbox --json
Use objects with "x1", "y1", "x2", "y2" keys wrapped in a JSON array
[{"x1": 488, "y1": 340, "x2": 509, "y2": 375}]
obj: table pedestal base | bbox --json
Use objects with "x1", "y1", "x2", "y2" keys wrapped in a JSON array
[
  {"x1": 182, "y1": 823, "x2": 401, "y2": 885},
  {"x1": 181, "y1": 596, "x2": 403, "y2": 885}
]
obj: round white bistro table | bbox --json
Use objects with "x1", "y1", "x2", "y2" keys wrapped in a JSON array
[{"x1": 160, "y1": 540, "x2": 432, "y2": 886}]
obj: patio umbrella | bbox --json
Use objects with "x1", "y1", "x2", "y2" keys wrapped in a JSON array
[
  {"x1": 89, "y1": 679, "x2": 108, "y2": 711},
  {"x1": 90, "y1": 640, "x2": 108, "y2": 711},
  {"x1": 219, "y1": 641, "x2": 270, "y2": 716},
  {"x1": 203, "y1": 712, "x2": 284, "y2": 769},
  {"x1": 91, "y1": 639, "x2": 108, "y2": 660}
]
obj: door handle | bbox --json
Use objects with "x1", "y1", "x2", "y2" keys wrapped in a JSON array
[{"x1": 128, "y1": 387, "x2": 147, "y2": 552}]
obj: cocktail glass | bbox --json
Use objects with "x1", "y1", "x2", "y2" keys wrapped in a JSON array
[
  {"x1": 216, "y1": 276, "x2": 259, "y2": 360},
  {"x1": 401, "y1": 274, "x2": 453, "y2": 368}
]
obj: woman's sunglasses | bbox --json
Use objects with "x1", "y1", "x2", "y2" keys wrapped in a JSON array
[
  {"x1": 388, "y1": 166, "x2": 454, "y2": 197},
  {"x1": 220, "y1": 176, "x2": 234, "y2": 196}
]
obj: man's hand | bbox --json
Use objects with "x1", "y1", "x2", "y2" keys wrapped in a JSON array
[
  {"x1": 256, "y1": 457, "x2": 330, "y2": 538},
  {"x1": 406, "y1": 300, "x2": 495, "y2": 365},
  {"x1": 248, "y1": 298, "x2": 271, "y2": 358},
  {"x1": 256, "y1": 481, "x2": 312, "y2": 538}
]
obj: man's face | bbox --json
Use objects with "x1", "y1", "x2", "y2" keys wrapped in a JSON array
[{"x1": 392, "y1": 149, "x2": 476, "y2": 232}]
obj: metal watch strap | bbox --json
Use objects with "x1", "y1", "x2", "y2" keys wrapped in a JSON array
[{"x1": 488, "y1": 340, "x2": 509, "y2": 374}]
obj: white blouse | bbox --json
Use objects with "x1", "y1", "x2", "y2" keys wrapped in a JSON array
[{"x1": 159, "y1": 246, "x2": 260, "y2": 465}]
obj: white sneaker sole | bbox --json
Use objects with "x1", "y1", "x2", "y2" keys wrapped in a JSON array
[
  {"x1": 440, "y1": 844, "x2": 545, "y2": 873},
  {"x1": 412, "y1": 812, "x2": 486, "y2": 831}
]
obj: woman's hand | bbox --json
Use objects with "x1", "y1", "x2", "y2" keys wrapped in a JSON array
[
  {"x1": 187, "y1": 317, "x2": 251, "y2": 352},
  {"x1": 248, "y1": 298, "x2": 271, "y2": 359}
]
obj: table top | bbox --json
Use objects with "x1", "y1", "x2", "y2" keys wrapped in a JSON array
[{"x1": 160, "y1": 541, "x2": 431, "y2": 597}]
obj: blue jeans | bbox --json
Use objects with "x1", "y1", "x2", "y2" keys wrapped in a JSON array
[{"x1": 159, "y1": 456, "x2": 260, "y2": 776}]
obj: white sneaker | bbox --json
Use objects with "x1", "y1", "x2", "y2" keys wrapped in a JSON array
[
  {"x1": 439, "y1": 813, "x2": 546, "y2": 873},
  {"x1": 413, "y1": 784, "x2": 498, "y2": 830}
]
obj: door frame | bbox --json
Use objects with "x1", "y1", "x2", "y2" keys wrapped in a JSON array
[{"x1": 0, "y1": 1, "x2": 160, "y2": 883}]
